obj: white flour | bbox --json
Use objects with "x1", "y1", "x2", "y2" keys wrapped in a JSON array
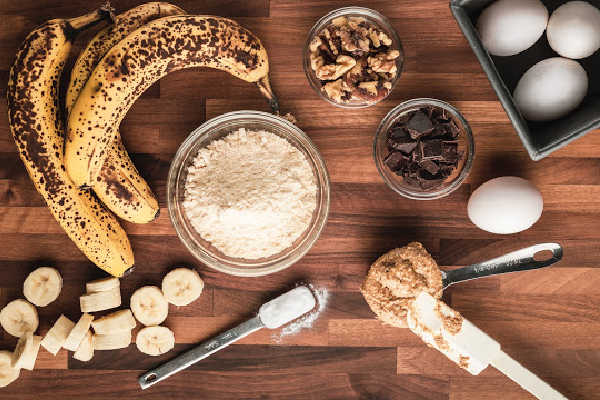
[
  {"x1": 183, "y1": 128, "x2": 317, "y2": 259},
  {"x1": 273, "y1": 285, "x2": 329, "y2": 341}
]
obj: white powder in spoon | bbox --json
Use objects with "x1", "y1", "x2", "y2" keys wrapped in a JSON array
[
  {"x1": 259, "y1": 286, "x2": 317, "y2": 329},
  {"x1": 274, "y1": 284, "x2": 329, "y2": 341},
  {"x1": 182, "y1": 128, "x2": 317, "y2": 260}
]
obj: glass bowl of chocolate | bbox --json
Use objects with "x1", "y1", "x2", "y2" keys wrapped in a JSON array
[
  {"x1": 373, "y1": 98, "x2": 475, "y2": 200},
  {"x1": 303, "y1": 7, "x2": 404, "y2": 108}
]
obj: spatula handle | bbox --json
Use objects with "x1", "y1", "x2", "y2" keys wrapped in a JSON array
[
  {"x1": 442, "y1": 243, "x2": 562, "y2": 289},
  {"x1": 138, "y1": 316, "x2": 264, "y2": 390}
]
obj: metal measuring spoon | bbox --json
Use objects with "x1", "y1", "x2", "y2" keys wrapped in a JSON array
[{"x1": 442, "y1": 242, "x2": 563, "y2": 289}]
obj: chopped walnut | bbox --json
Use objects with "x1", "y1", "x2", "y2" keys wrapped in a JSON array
[
  {"x1": 309, "y1": 14, "x2": 401, "y2": 104},
  {"x1": 331, "y1": 16, "x2": 348, "y2": 26},
  {"x1": 309, "y1": 36, "x2": 322, "y2": 53},
  {"x1": 316, "y1": 55, "x2": 356, "y2": 80},
  {"x1": 323, "y1": 79, "x2": 344, "y2": 102},
  {"x1": 310, "y1": 53, "x2": 324, "y2": 70},
  {"x1": 358, "y1": 81, "x2": 379, "y2": 96}
]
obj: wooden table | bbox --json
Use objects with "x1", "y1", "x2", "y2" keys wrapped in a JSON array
[{"x1": 1, "y1": 0, "x2": 600, "y2": 398}]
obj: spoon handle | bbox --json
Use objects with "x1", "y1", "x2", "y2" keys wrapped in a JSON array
[
  {"x1": 442, "y1": 243, "x2": 563, "y2": 289},
  {"x1": 138, "y1": 316, "x2": 264, "y2": 390}
]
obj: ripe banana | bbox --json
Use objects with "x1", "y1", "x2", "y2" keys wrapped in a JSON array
[
  {"x1": 162, "y1": 268, "x2": 204, "y2": 306},
  {"x1": 80, "y1": 287, "x2": 121, "y2": 313},
  {"x1": 0, "y1": 299, "x2": 39, "y2": 338},
  {"x1": 41, "y1": 314, "x2": 75, "y2": 356},
  {"x1": 12, "y1": 332, "x2": 42, "y2": 370},
  {"x1": 0, "y1": 351, "x2": 20, "y2": 388},
  {"x1": 94, "y1": 330, "x2": 132, "y2": 350},
  {"x1": 130, "y1": 286, "x2": 169, "y2": 326},
  {"x1": 66, "y1": 15, "x2": 278, "y2": 187},
  {"x1": 86, "y1": 276, "x2": 120, "y2": 293},
  {"x1": 136, "y1": 326, "x2": 175, "y2": 356},
  {"x1": 91, "y1": 309, "x2": 136, "y2": 334},
  {"x1": 23, "y1": 267, "x2": 63, "y2": 307},
  {"x1": 7, "y1": 7, "x2": 135, "y2": 278},
  {"x1": 63, "y1": 313, "x2": 94, "y2": 351},
  {"x1": 73, "y1": 330, "x2": 94, "y2": 362},
  {"x1": 66, "y1": 2, "x2": 186, "y2": 223}
]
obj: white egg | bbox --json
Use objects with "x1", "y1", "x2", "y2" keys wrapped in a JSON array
[
  {"x1": 547, "y1": 1, "x2": 600, "y2": 59},
  {"x1": 468, "y1": 177, "x2": 543, "y2": 234},
  {"x1": 477, "y1": 0, "x2": 548, "y2": 56},
  {"x1": 513, "y1": 57, "x2": 588, "y2": 121}
]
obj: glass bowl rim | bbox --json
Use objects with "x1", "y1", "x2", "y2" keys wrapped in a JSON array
[
  {"x1": 302, "y1": 6, "x2": 404, "y2": 109},
  {"x1": 372, "y1": 98, "x2": 475, "y2": 200},
  {"x1": 167, "y1": 110, "x2": 331, "y2": 277}
]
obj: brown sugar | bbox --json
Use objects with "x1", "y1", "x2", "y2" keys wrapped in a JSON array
[{"x1": 361, "y1": 242, "x2": 443, "y2": 327}]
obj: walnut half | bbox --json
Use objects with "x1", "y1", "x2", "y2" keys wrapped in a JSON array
[{"x1": 316, "y1": 55, "x2": 357, "y2": 80}]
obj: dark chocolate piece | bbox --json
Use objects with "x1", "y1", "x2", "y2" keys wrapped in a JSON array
[{"x1": 382, "y1": 105, "x2": 465, "y2": 190}]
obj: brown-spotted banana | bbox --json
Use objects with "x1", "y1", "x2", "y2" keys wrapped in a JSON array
[
  {"x1": 6, "y1": 7, "x2": 135, "y2": 277},
  {"x1": 66, "y1": 15, "x2": 279, "y2": 187},
  {"x1": 66, "y1": 2, "x2": 186, "y2": 223}
]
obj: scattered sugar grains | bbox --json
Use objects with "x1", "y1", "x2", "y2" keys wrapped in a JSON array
[
  {"x1": 273, "y1": 285, "x2": 329, "y2": 342},
  {"x1": 183, "y1": 128, "x2": 318, "y2": 259}
]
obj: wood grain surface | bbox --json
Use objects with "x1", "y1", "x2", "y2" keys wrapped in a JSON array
[{"x1": 1, "y1": 0, "x2": 599, "y2": 399}]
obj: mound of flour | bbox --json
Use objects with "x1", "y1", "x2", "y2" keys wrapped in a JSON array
[{"x1": 183, "y1": 128, "x2": 317, "y2": 259}]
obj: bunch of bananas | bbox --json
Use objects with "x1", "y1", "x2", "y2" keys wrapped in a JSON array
[{"x1": 7, "y1": 2, "x2": 278, "y2": 277}]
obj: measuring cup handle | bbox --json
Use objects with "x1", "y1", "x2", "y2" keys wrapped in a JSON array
[{"x1": 442, "y1": 243, "x2": 563, "y2": 289}]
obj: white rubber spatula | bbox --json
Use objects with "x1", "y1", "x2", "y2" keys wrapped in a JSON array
[
  {"x1": 138, "y1": 285, "x2": 317, "y2": 390},
  {"x1": 407, "y1": 292, "x2": 568, "y2": 400}
]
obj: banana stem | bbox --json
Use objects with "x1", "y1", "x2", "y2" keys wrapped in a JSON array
[
  {"x1": 66, "y1": 2, "x2": 114, "y2": 36},
  {"x1": 257, "y1": 76, "x2": 280, "y2": 113}
]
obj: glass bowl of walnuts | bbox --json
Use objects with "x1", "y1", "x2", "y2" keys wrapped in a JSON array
[{"x1": 303, "y1": 7, "x2": 404, "y2": 108}]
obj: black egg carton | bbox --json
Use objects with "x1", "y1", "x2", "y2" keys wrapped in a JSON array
[{"x1": 450, "y1": 0, "x2": 600, "y2": 160}]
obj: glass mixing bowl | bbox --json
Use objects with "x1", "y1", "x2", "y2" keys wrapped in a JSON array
[
  {"x1": 373, "y1": 98, "x2": 475, "y2": 200},
  {"x1": 167, "y1": 111, "x2": 330, "y2": 277}
]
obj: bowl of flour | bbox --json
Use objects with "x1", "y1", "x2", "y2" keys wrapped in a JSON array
[{"x1": 167, "y1": 111, "x2": 330, "y2": 277}]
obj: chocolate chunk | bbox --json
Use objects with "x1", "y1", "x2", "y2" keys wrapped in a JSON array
[
  {"x1": 419, "y1": 139, "x2": 443, "y2": 160},
  {"x1": 384, "y1": 152, "x2": 408, "y2": 171},
  {"x1": 419, "y1": 159, "x2": 440, "y2": 175},
  {"x1": 382, "y1": 105, "x2": 466, "y2": 190},
  {"x1": 390, "y1": 140, "x2": 418, "y2": 154}
]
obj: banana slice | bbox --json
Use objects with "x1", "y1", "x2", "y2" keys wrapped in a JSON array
[
  {"x1": 12, "y1": 332, "x2": 42, "y2": 370},
  {"x1": 40, "y1": 314, "x2": 75, "y2": 356},
  {"x1": 86, "y1": 277, "x2": 119, "y2": 293},
  {"x1": 162, "y1": 268, "x2": 204, "y2": 306},
  {"x1": 23, "y1": 267, "x2": 63, "y2": 307},
  {"x1": 73, "y1": 330, "x2": 94, "y2": 362},
  {"x1": 80, "y1": 287, "x2": 121, "y2": 313},
  {"x1": 0, "y1": 299, "x2": 39, "y2": 338},
  {"x1": 130, "y1": 286, "x2": 169, "y2": 326},
  {"x1": 63, "y1": 313, "x2": 94, "y2": 351},
  {"x1": 91, "y1": 309, "x2": 136, "y2": 334},
  {"x1": 0, "y1": 350, "x2": 20, "y2": 388},
  {"x1": 136, "y1": 326, "x2": 175, "y2": 356},
  {"x1": 94, "y1": 330, "x2": 131, "y2": 350}
]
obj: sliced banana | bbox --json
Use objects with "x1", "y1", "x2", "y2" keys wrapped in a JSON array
[
  {"x1": 12, "y1": 332, "x2": 42, "y2": 370},
  {"x1": 130, "y1": 286, "x2": 169, "y2": 326},
  {"x1": 94, "y1": 330, "x2": 131, "y2": 350},
  {"x1": 80, "y1": 287, "x2": 121, "y2": 313},
  {"x1": 63, "y1": 313, "x2": 94, "y2": 351},
  {"x1": 0, "y1": 299, "x2": 39, "y2": 338},
  {"x1": 162, "y1": 268, "x2": 204, "y2": 306},
  {"x1": 40, "y1": 314, "x2": 75, "y2": 356},
  {"x1": 91, "y1": 309, "x2": 136, "y2": 334},
  {"x1": 86, "y1": 277, "x2": 119, "y2": 293},
  {"x1": 0, "y1": 350, "x2": 20, "y2": 388},
  {"x1": 73, "y1": 330, "x2": 94, "y2": 362},
  {"x1": 136, "y1": 326, "x2": 175, "y2": 356},
  {"x1": 23, "y1": 267, "x2": 63, "y2": 307}
]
